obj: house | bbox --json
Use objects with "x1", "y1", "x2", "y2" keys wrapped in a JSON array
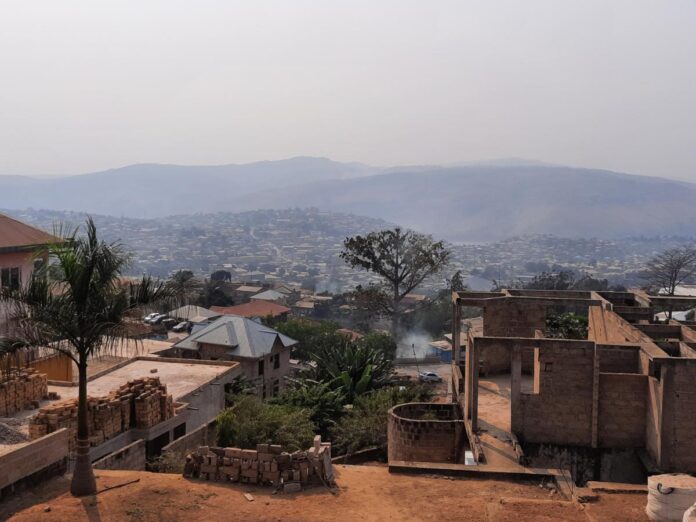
[
  {"x1": 0, "y1": 213, "x2": 55, "y2": 289},
  {"x1": 167, "y1": 316, "x2": 297, "y2": 398},
  {"x1": 229, "y1": 285, "x2": 265, "y2": 304},
  {"x1": 0, "y1": 213, "x2": 56, "y2": 333},
  {"x1": 210, "y1": 301, "x2": 291, "y2": 321},
  {"x1": 292, "y1": 300, "x2": 315, "y2": 317},
  {"x1": 250, "y1": 289, "x2": 288, "y2": 304}
]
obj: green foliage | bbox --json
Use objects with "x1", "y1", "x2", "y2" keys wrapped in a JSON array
[
  {"x1": 360, "y1": 332, "x2": 397, "y2": 360},
  {"x1": 216, "y1": 395, "x2": 315, "y2": 452},
  {"x1": 341, "y1": 227, "x2": 450, "y2": 333},
  {"x1": 331, "y1": 385, "x2": 433, "y2": 455},
  {"x1": 307, "y1": 335, "x2": 394, "y2": 402},
  {"x1": 523, "y1": 270, "x2": 576, "y2": 290},
  {"x1": 210, "y1": 269, "x2": 232, "y2": 282},
  {"x1": 521, "y1": 271, "x2": 615, "y2": 292},
  {"x1": 273, "y1": 318, "x2": 340, "y2": 361},
  {"x1": 224, "y1": 375, "x2": 256, "y2": 403},
  {"x1": 545, "y1": 312, "x2": 588, "y2": 340},
  {"x1": 270, "y1": 379, "x2": 345, "y2": 438},
  {"x1": 447, "y1": 270, "x2": 466, "y2": 292},
  {"x1": 196, "y1": 279, "x2": 232, "y2": 308}
]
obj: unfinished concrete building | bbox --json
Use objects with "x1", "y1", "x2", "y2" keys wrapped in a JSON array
[{"x1": 388, "y1": 289, "x2": 696, "y2": 484}]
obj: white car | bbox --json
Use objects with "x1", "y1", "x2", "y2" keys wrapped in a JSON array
[
  {"x1": 143, "y1": 312, "x2": 159, "y2": 323},
  {"x1": 418, "y1": 371, "x2": 443, "y2": 383}
]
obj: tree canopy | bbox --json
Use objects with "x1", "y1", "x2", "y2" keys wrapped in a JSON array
[
  {"x1": 641, "y1": 246, "x2": 696, "y2": 295},
  {"x1": 340, "y1": 228, "x2": 449, "y2": 333}
]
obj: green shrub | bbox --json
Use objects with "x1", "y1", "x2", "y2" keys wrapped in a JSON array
[
  {"x1": 331, "y1": 384, "x2": 433, "y2": 455},
  {"x1": 216, "y1": 395, "x2": 315, "y2": 451},
  {"x1": 545, "y1": 312, "x2": 588, "y2": 339}
]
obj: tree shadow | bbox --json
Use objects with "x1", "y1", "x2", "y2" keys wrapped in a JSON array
[{"x1": 80, "y1": 496, "x2": 103, "y2": 522}]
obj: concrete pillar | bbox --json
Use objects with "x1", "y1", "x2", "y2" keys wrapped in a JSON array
[
  {"x1": 471, "y1": 341, "x2": 479, "y2": 432},
  {"x1": 452, "y1": 296, "x2": 461, "y2": 364},
  {"x1": 510, "y1": 347, "x2": 522, "y2": 433},
  {"x1": 591, "y1": 346, "x2": 599, "y2": 448},
  {"x1": 463, "y1": 333, "x2": 472, "y2": 423}
]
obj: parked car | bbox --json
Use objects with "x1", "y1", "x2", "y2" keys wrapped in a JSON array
[
  {"x1": 149, "y1": 314, "x2": 169, "y2": 325},
  {"x1": 161, "y1": 318, "x2": 177, "y2": 329},
  {"x1": 143, "y1": 312, "x2": 159, "y2": 323},
  {"x1": 418, "y1": 371, "x2": 443, "y2": 383},
  {"x1": 172, "y1": 321, "x2": 191, "y2": 333}
]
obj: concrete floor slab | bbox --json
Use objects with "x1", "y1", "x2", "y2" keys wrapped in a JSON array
[{"x1": 50, "y1": 359, "x2": 235, "y2": 401}]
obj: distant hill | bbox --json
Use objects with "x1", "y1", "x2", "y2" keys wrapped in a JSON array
[
  {"x1": 0, "y1": 157, "x2": 377, "y2": 219},
  {"x1": 2, "y1": 159, "x2": 695, "y2": 241},
  {"x1": 231, "y1": 164, "x2": 696, "y2": 241}
]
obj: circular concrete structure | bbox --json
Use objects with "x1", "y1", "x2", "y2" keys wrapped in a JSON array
[{"x1": 387, "y1": 402, "x2": 464, "y2": 464}]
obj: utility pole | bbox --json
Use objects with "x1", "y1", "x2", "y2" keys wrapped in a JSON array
[{"x1": 412, "y1": 342, "x2": 421, "y2": 376}]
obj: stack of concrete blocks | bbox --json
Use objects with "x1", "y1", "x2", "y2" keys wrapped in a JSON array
[
  {"x1": 28, "y1": 376, "x2": 174, "y2": 451},
  {"x1": 0, "y1": 368, "x2": 48, "y2": 416},
  {"x1": 184, "y1": 435, "x2": 334, "y2": 490},
  {"x1": 130, "y1": 377, "x2": 174, "y2": 429}
]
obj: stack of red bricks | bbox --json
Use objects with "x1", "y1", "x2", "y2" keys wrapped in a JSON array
[
  {"x1": 28, "y1": 376, "x2": 174, "y2": 449},
  {"x1": 0, "y1": 368, "x2": 48, "y2": 417},
  {"x1": 184, "y1": 436, "x2": 334, "y2": 490}
]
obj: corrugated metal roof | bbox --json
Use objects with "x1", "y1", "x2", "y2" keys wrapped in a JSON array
[
  {"x1": 168, "y1": 305, "x2": 221, "y2": 320},
  {"x1": 251, "y1": 289, "x2": 285, "y2": 301},
  {"x1": 172, "y1": 315, "x2": 297, "y2": 358}
]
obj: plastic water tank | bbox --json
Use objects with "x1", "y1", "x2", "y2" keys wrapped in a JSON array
[{"x1": 646, "y1": 474, "x2": 696, "y2": 521}]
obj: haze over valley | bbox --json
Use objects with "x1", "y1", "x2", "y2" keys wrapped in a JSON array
[{"x1": 2, "y1": 157, "x2": 696, "y2": 242}]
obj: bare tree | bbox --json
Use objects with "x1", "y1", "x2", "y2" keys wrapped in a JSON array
[{"x1": 641, "y1": 246, "x2": 696, "y2": 319}]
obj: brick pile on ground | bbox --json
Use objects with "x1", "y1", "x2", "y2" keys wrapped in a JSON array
[
  {"x1": 0, "y1": 368, "x2": 48, "y2": 417},
  {"x1": 184, "y1": 435, "x2": 334, "y2": 491},
  {"x1": 28, "y1": 376, "x2": 175, "y2": 450}
]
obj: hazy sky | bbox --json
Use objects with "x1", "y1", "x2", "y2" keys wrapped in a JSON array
[{"x1": 1, "y1": 1, "x2": 695, "y2": 180}]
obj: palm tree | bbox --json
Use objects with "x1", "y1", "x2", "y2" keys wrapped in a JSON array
[
  {"x1": 307, "y1": 335, "x2": 394, "y2": 403},
  {"x1": 0, "y1": 218, "x2": 173, "y2": 496}
]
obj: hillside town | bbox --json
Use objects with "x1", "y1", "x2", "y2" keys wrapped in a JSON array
[
  {"x1": 2, "y1": 208, "x2": 696, "y2": 522},
  {"x1": 6, "y1": 208, "x2": 689, "y2": 298}
]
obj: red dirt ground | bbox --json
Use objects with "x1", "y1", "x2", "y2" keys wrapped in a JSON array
[{"x1": 1, "y1": 466, "x2": 648, "y2": 521}]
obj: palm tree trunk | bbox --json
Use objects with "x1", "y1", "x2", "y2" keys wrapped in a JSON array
[{"x1": 70, "y1": 354, "x2": 97, "y2": 496}]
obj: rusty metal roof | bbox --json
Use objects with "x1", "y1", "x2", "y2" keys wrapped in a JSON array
[{"x1": 0, "y1": 213, "x2": 56, "y2": 250}]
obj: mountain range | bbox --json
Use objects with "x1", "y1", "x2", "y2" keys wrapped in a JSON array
[{"x1": 2, "y1": 157, "x2": 695, "y2": 241}]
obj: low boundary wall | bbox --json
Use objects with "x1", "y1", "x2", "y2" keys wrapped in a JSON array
[
  {"x1": 0, "y1": 428, "x2": 69, "y2": 498},
  {"x1": 93, "y1": 439, "x2": 146, "y2": 471}
]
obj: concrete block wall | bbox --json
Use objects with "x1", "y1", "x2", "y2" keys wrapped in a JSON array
[
  {"x1": 162, "y1": 420, "x2": 216, "y2": 457},
  {"x1": 93, "y1": 439, "x2": 146, "y2": 471},
  {"x1": 477, "y1": 340, "x2": 535, "y2": 374},
  {"x1": 597, "y1": 373, "x2": 647, "y2": 448},
  {"x1": 0, "y1": 429, "x2": 69, "y2": 495},
  {"x1": 483, "y1": 301, "x2": 547, "y2": 338},
  {"x1": 515, "y1": 342, "x2": 595, "y2": 446},
  {"x1": 388, "y1": 403, "x2": 463, "y2": 464},
  {"x1": 660, "y1": 360, "x2": 696, "y2": 472},
  {"x1": 597, "y1": 345, "x2": 640, "y2": 373}
]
